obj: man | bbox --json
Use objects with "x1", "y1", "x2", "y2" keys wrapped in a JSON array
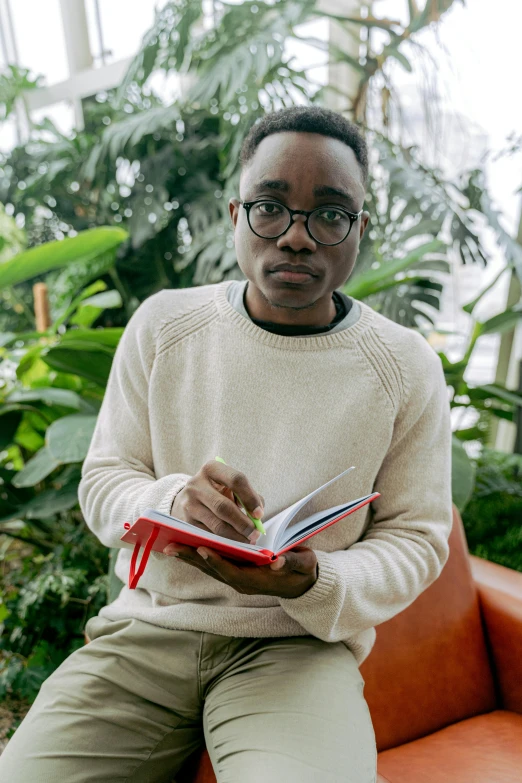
[{"x1": 0, "y1": 106, "x2": 452, "y2": 782}]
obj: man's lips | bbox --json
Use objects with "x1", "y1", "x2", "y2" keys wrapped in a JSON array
[
  {"x1": 270, "y1": 263, "x2": 317, "y2": 276},
  {"x1": 268, "y1": 264, "x2": 318, "y2": 284}
]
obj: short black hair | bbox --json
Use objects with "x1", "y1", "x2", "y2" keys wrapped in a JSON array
[{"x1": 240, "y1": 105, "x2": 369, "y2": 185}]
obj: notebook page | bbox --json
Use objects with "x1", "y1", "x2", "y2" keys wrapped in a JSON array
[
  {"x1": 276, "y1": 495, "x2": 373, "y2": 550},
  {"x1": 263, "y1": 466, "x2": 356, "y2": 549},
  {"x1": 142, "y1": 510, "x2": 263, "y2": 552},
  {"x1": 253, "y1": 502, "x2": 304, "y2": 551}
]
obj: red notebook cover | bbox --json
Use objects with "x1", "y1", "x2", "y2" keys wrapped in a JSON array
[{"x1": 120, "y1": 493, "x2": 379, "y2": 590}]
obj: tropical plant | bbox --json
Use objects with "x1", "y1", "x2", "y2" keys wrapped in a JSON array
[
  {"x1": 342, "y1": 133, "x2": 497, "y2": 327},
  {"x1": 462, "y1": 448, "x2": 522, "y2": 572},
  {"x1": 0, "y1": 227, "x2": 127, "y2": 701},
  {"x1": 0, "y1": 205, "x2": 27, "y2": 333},
  {"x1": 440, "y1": 300, "x2": 522, "y2": 512},
  {"x1": 0, "y1": 0, "x2": 471, "y2": 328},
  {"x1": 0, "y1": 203, "x2": 25, "y2": 262},
  {"x1": 0, "y1": 65, "x2": 41, "y2": 123}
]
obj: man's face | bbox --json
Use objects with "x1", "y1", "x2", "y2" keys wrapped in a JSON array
[{"x1": 229, "y1": 131, "x2": 370, "y2": 322}]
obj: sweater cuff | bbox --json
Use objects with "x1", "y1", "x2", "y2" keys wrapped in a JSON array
[
  {"x1": 154, "y1": 474, "x2": 191, "y2": 516},
  {"x1": 279, "y1": 550, "x2": 338, "y2": 609}
]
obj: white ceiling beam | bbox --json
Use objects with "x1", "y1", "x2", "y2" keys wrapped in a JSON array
[
  {"x1": 59, "y1": 0, "x2": 93, "y2": 73},
  {"x1": 25, "y1": 57, "x2": 133, "y2": 112},
  {"x1": 58, "y1": 0, "x2": 93, "y2": 128}
]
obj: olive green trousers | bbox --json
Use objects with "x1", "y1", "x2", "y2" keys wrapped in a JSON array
[{"x1": 0, "y1": 615, "x2": 377, "y2": 783}]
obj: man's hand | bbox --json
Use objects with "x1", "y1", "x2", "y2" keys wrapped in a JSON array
[
  {"x1": 162, "y1": 543, "x2": 318, "y2": 599},
  {"x1": 171, "y1": 460, "x2": 266, "y2": 544}
]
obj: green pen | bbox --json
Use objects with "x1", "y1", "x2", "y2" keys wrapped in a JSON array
[{"x1": 215, "y1": 456, "x2": 266, "y2": 535}]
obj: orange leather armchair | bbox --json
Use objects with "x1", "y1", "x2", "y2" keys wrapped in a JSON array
[{"x1": 178, "y1": 507, "x2": 522, "y2": 782}]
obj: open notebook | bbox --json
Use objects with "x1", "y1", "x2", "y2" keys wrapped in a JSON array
[{"x1": 121, "y1": 465, "x2": 380, "y2": 589}]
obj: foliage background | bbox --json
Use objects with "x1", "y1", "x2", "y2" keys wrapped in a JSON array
[{"x1": 0, "y1": 0, "x2": 521, "y2": 722}]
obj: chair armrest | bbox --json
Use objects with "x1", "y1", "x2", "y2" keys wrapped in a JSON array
[
  {"x1": 470, "y1": 555, "x2": 522, "y2": 715},
  {"x1": 470, "y1": 554, "x2": 522, "y2": 594}
]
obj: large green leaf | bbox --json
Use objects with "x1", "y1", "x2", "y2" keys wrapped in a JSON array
[
  {"x1": 47, "y1": 415, "x2": 97, "y2": 464},
  {"x1": 69, "y1": 306, "x2": 104, "y2": 329},
  {"x1": 12, "y1": 446, "x2": 61, "y2": 488},
  {"x1": 80, "y1": 290, "x2": 122, "y2": 309},
  {"x1": 477, "y1": 306, "x2": 522, "y2": 337},
  {"x1": 50, "y1": 280, "x2": 108, "y2": 333},
  {"x1": 462, "y1": 267, "x2": 508, "y2": 315},
  {"x1": 0, "y1": 227, "x2": 128, "y2": 288},
  {"x1": 59, "y1": 328, "x2": 123, "y2": 348},
  {"x1": 468, "y1": 384, "x2": 522, "y2": 408},
  {"x1": 5, "y1": 482, "x2": 80, "y2": 522},
  {"x1": 451, "y1": 436, "x2": 476, "y2": 512},
  {"x1": 43, "y1": 345, "x2": 114, "y2": 387},
  {"x1": 376, "y1": 278, "x2": 444, "y2": 327},
  {"x1": 14, "y1": 418, "x2": 45, "y2": 452},
  {"x1": 344, "y1": 240, "x2": 445, "y2": 299},
  {"x1": 67, "y1": 290, "x2": 123, "y2": 329},
  {"x1": 5, "y1": 388, "x2": 83, "y2": 410},
  {"x1": 0, "y1": 410, "x2": 22, "y2": 449}
]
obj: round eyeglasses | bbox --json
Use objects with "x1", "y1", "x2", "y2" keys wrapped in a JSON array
[{"x1": 240, "y1": 200, "x2": 363, "y2": 247}]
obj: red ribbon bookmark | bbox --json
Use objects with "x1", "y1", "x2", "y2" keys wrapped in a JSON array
[{"x1": 128, "y1": 526, "x2": 159, "y2": 589}]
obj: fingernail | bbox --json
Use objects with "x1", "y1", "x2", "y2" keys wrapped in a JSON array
[
  {"x1": 164, "y1": 546, "x2": 179, "y2": 556},
  {"x1": 197, "y1": 548, "x2": 209, "y2": 560},
  {"x1": 249, "y1": 530, "x2": 261, "y2": 544},
  {"x1": 252, "y1": 506, "x2": 264, "y2": 519}
]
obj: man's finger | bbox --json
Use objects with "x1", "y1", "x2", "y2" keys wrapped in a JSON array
[
  {"x1": 275, "y1": 547, "x2": 317, "y2": 574},
  {"x1": 196, "y1": 548, "x2": 266, "y2": 586},
  {"x1": 269, "y1": 555, "x2": 286, "y2": 570},
  {"x1": 204, "y1": 461, "x2": 264, "y2": 519}
]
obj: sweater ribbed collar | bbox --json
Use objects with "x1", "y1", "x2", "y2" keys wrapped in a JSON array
[{"x1": 214, "y1": 281, "x2": 373, "y2": 351}]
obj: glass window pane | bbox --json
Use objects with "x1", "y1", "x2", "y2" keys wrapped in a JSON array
[
  {"x1": 0, "y1": 117, "x2": 18, "y2": 153},
  {"x1": 9, "y1": 0, "x2": 68, "y2": 84},
  {"x1": 86, "y1": 0, "x2": 167, "y2": 65},
  {"x1": 31, "y1": 101, "x2": 76, "y2": 137},
  {"x1": 286, "y1": 18, "x2": 328, "y2": 90}
]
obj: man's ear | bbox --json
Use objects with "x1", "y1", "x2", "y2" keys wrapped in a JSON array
[
  {"x1": 229, "y1": 198, "x2": 240, "y2": 228},
  {"x1": 359, "y1": 210, "x2": 370, "y2": 240}
]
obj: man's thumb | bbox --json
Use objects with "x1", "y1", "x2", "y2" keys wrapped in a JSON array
[{"x1": 274, "y1": 547, "x2": 316, "y2": 574}]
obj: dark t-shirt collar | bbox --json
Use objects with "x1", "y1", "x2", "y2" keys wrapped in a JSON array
[{"x1": 246, "y1": 283, "x2": 353, "y2": 337}]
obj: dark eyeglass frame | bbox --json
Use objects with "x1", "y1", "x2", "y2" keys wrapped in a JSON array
[{"x1": 239, "y1": 199, "x2": 363, "y2": 247}]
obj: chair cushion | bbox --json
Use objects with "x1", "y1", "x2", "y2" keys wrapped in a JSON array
[
  {"x1": 179, "y1": 712, "x2": 522, "y2": 782},
  {"x1": 377, "y1": 710, "x2": 522, "y2": 782}
]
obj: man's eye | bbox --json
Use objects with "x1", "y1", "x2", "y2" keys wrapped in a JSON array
[
  {"x1": 257, "y1": 202, "x2": 283, "y2": 215},
  {"x1": 316, "y1": 209, "x2": 344, "y2": 222}
]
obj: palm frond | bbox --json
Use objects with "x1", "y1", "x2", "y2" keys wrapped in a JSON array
[{"x1": 83, "y1": 104, "x2": 181, "y2": 181}]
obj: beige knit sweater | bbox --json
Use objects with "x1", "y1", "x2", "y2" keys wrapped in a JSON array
[{"x1": 78, "y1": 281, "x2": 452, "y2": 666}]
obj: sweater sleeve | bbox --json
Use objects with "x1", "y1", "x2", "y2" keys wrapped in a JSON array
[
  {"x1": 278, "y1": 337, "x2": 452, "y2": 643},
  {"x1": 78, "y1": 294, "x2": 191, "y2": 549}
]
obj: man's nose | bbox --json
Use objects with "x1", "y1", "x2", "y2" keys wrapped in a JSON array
[{"x1": 276, "y1": 214, "x2": 316, "y2": 252}]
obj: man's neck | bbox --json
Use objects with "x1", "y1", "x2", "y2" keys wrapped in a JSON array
[{"x1": 244, "y1": 281, "x2": 337, "y2": 326}]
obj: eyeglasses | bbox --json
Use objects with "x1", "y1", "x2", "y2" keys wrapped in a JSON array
[{"x1": 240, "y1": 199, "x2": 363, "y2": 246}]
